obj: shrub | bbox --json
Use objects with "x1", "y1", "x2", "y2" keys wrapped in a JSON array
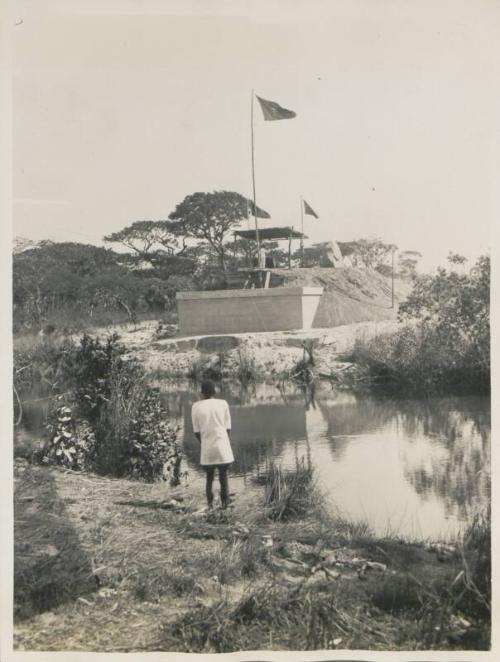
[
  {"x1": 37, "y1": 335, "x2": 182, "y2": 482},
  {"x1": 154, "y1": 320, "x2": 178, "y2": 340},
  {"x1": 60, "y1": 333, "x2": 127, "y2": 425},
  {"x1": 94, "y1": 365, "x2": 181, "y2": 482},
  {"x1": 350, "y1": 254, "x2": 490, "y2": 394}
]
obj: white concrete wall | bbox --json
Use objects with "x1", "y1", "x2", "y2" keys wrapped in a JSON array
[{"x1": 177, "y1": 287, "x2": 323, "y2": 336}]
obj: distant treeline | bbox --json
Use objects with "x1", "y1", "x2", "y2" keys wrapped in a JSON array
[
  {"x1": 13, "y1": 241, "x2": 195, "y2": 332},
  {"x1": 13, "y1": 190, "x2": 422, "y2": 333}
]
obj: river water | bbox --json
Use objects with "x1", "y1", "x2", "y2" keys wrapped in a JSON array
[
  {"x1": 161, "y1": 383, "x2": 490, "y2": 541},
  {"x1": 16, "y1": 382, "x2": 490, "y2": 541}
]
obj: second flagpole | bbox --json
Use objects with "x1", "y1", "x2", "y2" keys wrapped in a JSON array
[
  {"x1": 250, "y1": 90, "x2": 261, "y2": 264},
  {"x1": 300, "y1": 195, "x2": 304, "y2": 267}
]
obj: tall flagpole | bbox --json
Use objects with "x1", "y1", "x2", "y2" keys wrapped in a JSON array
[
  {"x1": 391, "y1": 246, "x2": 395, "y2": 309},
  {"x1": 250, "y1": 90, "x2": 261, "y2": 262},
  {"x1": 300, "y1": 195, "x2": 304, "y2": 267}
]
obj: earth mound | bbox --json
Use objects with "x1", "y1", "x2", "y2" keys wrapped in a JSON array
[{"x1": 270, "y1": 267, "x2": 411, "y2": 327}]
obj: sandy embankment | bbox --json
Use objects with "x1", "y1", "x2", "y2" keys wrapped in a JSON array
[{"x1": 102, "y1": 318, "x2": 401, "y2": 380}]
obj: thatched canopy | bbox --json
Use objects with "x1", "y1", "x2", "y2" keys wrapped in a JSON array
[{"x1": 234, "y1": 227, "x2": 306, "y2": 241}]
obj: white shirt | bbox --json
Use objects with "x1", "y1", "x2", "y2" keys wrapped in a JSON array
[{"x1": 191, "y1": 398, "x2": 234, "y2": 466}]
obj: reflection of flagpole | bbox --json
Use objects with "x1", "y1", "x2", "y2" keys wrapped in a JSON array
[
  {"x1": 250, "y1": 90, "x2": 261, "y2": 260},
  {"x1": 300, "y1": 195, "x2": 304, "y2": 267}
]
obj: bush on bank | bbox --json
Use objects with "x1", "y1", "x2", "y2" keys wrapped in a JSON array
[
  {"x1": 36, "y1": 334, "x2": 181, "y2": 483},
  {"x1": 350, "y1": 254, "x2": 490, "y2": 394}
]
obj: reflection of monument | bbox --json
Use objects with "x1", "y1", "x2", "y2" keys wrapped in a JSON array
[
  {"x1": 317, "y1": 394, "x2": 395, "y2": 459},
  {"x1": 182, "y1": 396, "x2": 307, "y2": 476}
]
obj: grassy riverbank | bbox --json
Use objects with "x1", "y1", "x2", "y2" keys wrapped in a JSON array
[
  {"x1": 12, "y1": 319, "x2": 390, "y2": 397},
  {"x1": 12, "y1": 254, "x2": 491, "y2": 652},
  {"x1": 14, "y1": 458, "x2": 490, "y2": 652}
]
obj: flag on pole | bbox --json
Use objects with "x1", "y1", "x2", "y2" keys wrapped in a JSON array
[
  {"x1": 256, "y1": 95, "x2": 296, "y2": 121},
  {"x1": 248, "y1": 200, "x2": 271, "y2": 218},
  {"x1": 303, "y1": 200, "x2": 319, "y2": 218}
]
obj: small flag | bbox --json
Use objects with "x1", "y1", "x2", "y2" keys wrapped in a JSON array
[
  {"x1": 256, "y1": 95, "x2": 296, "y2": 121},
  {"x1": 303, "y1": 200, "x2": 319, "y2": 218},
  {"x1": 248, "y1": 200, "x2": 271, "y2": 218}
]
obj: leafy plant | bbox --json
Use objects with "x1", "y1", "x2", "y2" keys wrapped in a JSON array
[
  {"x1": 37, "y1": 402, "x2": 96, "y2": 471},
  {"x1": 37, "y1": 334, "x2": 182, "y2": 482}
]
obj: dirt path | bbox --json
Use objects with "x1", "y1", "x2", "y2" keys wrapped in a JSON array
[{"x1": 14, "y1": 462, "x2": 252, "y2": 651}]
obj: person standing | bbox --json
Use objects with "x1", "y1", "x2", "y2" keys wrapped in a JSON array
[
  {"x1": 191, "y1": 380, "x2": 234, "y2": 509},
  {"x1": 258, "y1": 246, "x2": 266, "y2": 270}
]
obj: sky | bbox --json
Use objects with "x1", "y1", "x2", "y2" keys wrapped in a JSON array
[{"x1": 11, "y1": 0, "x2": 500, "y2": 271}]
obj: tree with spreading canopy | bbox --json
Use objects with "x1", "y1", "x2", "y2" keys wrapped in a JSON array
[
  {"x1": 338, "y1": 237, "x2": 398, "y2": 271},
  {"x1": 168, "y1": 191, "x2": 253, "y2": 277},
  {"x1": 103, "y1": 220, "x2": 184, "y2": 261}
]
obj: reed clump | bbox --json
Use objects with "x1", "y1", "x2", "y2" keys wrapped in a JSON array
[
  {"x1": 261, "y1": 458, "x2": 317, "y2": 522},
  {"x1": 235, "y1": 347, "x2": 261, "y2": 385}
]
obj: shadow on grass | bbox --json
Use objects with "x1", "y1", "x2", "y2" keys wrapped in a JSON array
[
  {"x1": 115, "y1": 499, "x2": 185, "y2": 511},
  {"x1": 14, "y1": 464, "x2": 97, "y2": 620}
]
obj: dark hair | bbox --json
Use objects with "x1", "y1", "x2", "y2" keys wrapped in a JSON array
[{"x1": 201, "y1": 379, "x2": 216, "y2": 398}]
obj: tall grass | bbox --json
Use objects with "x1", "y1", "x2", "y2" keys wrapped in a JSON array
[
  {"x1": 13, "y1": 333, "x2": 75, "y2": 395},
  {"x1": 261, "y1": 458, "x2": 316, "y2": 521},
  {"x1": 159, "y1": 579, "x2": 393, "y2": 652},
  {"x1": 235, "y1": 347, "x2": 261, "y2": 385},
  {"x1": 159, "y1": 511, "x2": 491, "y2": 652}
]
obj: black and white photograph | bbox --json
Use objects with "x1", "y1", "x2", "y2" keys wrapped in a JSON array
[{"x1": 2, "y1": 0, "x2": 497, "y2": 658}]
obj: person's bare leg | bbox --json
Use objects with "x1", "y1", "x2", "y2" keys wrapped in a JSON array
[
  {"x1": 219, "y1": 464, "x2": 229, "y2": 509},
  {"x1": 205, "y1": 467, "x2": 215, "y2": 508}
]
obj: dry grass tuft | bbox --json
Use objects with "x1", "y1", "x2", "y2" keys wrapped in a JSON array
[{"x1": 260, "y1": 457, "x2": 317, "y2": 522}]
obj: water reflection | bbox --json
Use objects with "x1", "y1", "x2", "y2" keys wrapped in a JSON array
[
  {"x1": 175, "y1": 389, "x2": 306, "y2": 477},
  {"x1": 17, "y1": 382, "x2": 490, "y2": 540},
  {"x1": 397, "y1": 402, "x2": 491, "y2": 522},
  {"x1": 163, "y1": 382, "x2": 490, "y2": 539}
]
